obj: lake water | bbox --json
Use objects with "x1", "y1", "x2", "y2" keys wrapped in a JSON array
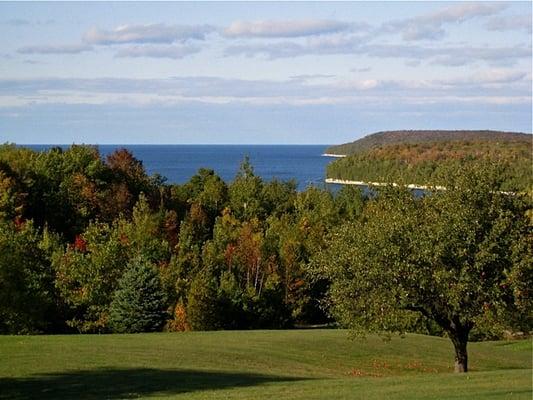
[{"x1": 27, "y1": 145, "x2": 333, "y2": 191}]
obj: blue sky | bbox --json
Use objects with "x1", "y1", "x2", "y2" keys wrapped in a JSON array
[{"x1": 0, "y1": 1, "x2": 531, "y2": 144}]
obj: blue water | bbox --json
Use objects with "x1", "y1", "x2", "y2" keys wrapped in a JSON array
[{"x1": 27, "y1": 145, "x2": 333, "y2": 191}]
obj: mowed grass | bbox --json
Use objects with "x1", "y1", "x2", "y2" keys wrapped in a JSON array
[{"x1": 0, "y1": 330, "x2": 531, "y2": 399}]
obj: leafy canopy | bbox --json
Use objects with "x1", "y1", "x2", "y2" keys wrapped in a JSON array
[{"x1": 315, "y1": 162, "x2": 532, "y2": 371}]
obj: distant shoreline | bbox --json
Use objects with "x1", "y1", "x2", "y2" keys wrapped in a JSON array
[
  {"x1": 322, "y1": 153, "x2": 347, "y2": 158},
  {"x1": 325, "y1": 178, "x2": 446, "y2": 191}
]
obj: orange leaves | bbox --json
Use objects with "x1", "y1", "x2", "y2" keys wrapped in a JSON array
[
  {"x1": 189, "y1": 202, "x2": 209, "y2": 227},
  {"x1": 119, "y1": 233, "x2": 130, "y2": 246},
  {"x1": 106, "y1": 148, "x2": 145, "y2": 181},
  {"x1": 70, "y1": 173, "x2": 99, "y2": 208},
  {"x1": 163, "y1": 210, "x2": 179, "y2": 248},
  {"x1": 224, "y1": 243, "x2": 236, "y2": 267},
  {"x1": 167, "y1": 303, "x2": 191, "y2": 332}
]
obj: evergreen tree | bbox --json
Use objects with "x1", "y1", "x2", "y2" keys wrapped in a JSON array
[{"x1": 109, "y1": 258, "x2": 168, "y2": 333}]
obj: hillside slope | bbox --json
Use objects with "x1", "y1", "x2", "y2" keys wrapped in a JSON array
[
  {"x1": 326, "y1": 130, "x2": 531, "y2": 155},
  {"x1": 0, "y1": 330, "x2": 531, "y2": 400}
]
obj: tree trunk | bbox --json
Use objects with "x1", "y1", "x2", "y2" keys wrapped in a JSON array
[{"x1": 450, "y1": 330, "x2": 469, "y2": 373}]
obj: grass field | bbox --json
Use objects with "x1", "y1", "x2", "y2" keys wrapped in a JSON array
[{"x1": 0, "y1": 330, "x2": 531, "y2": 399}]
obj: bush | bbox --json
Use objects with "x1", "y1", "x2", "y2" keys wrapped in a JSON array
[{"x1": 109, "y1": 258, "x2": 168, "y2": 333}]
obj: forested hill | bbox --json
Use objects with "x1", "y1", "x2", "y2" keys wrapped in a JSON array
[
  {"x1": 326, "y1": 130, "x2": 531, "y2": 155},
  {"x1": 326, "y1": 135, "x2": 532, "y2": 191}
]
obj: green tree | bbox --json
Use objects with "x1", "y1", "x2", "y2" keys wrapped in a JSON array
[
  {"x1": 316, "y1": 163, "x2": 531, "y2": 373},
  {"x1": 261, "y1": 179, "x2": 297, "y2": 217},
  {"x1": 0, "y1": 220, "x2": 58, "y2": 333},
  {"x1": 186, "y1": 270, "x2": 220, "y2": 330},
  {"x1": 117, "y1": 194, "x2": 171, "y2": 263},
  {"x1": 194, "y1": 169, "x2": 228, "y2": 219},
  {"x1": 109, "y1": 258, "x2": 168, "y2": 333},
  {"x1": 334, "y1": 185, "x2": 365, "y2": 221},
  {"x1": 229, "y1": 157, "x2": 265, "y2": 220},
  {"x1": 53, "y1": 221, "x2": 129, "y2": 332}
]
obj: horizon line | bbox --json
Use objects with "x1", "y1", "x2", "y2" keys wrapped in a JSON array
[{"x1": 12, "y1": 143, "x2": 334, "y2": 146}]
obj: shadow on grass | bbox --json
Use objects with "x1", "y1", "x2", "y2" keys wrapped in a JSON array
[{"x1": 0, "y1": 368, "x2": 308, "y2": 400}]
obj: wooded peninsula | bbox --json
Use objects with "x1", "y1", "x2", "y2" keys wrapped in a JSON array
[{"x1": 326, "y1": 130, "x2": 532, "y2": 191}]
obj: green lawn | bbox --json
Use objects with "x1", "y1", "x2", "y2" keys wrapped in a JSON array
[{"x1": 0, "y1": 330, "x2": 531, "y2": 399}]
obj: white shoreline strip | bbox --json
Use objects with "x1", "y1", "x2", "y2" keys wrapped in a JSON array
[
  {"x1": 325, "y1": 178, "x2": 446, "y2": 191},
  {"x1": 322, "y1": 153, "x2": 347, "y2": 158},
  {"x1": 325, "y1": 178, "x2": 515, "y2": 195}
]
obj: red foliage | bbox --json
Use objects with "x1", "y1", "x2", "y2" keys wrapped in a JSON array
[
  {"x1": 73, "y1": 235, "x2": 87, "y2": 252},
  {"x1": 13, "y1": 215, "x2": 25, "y2": 230}
]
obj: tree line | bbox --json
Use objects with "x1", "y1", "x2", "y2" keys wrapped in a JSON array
[
  {"x1": 325, "y1": 130, "x2": 530, "y2": 156},
  {"x1": 1, "y1": 144, "x2": 530, "y2": 373},
  {"x1": 0, "y1": 144, "x2": 364, "y2": 334}
]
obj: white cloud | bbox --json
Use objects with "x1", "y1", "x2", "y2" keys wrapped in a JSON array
[
  {"x1": 382, "y1": 2, "x2": 507, "y2": 41},
  {"x1": 17, "y1": 44, "x2": 93, "y2": 54},
  {"x1": 427, "y1": 46, "x2": 531, "y2": 67},
  {"x1": 224, "y1": 35, "x2": 364, "y2": 59},
  {"x1": 114, "y1": 45, "x2": 201, "y2": 59},
  {"x1": 485, "y1": 15, "x2": 532, "y2": 33},
  {"x1": 438, "y1": 70, "x2": 528, "y2": 87},
  {"x1": 0, "y1": 73, "x2": 529, "y2": 109},
  {"x1": 340, "y1": 79, "x2": 379, "y2": 90},
  {"x1": 84, "y1": 23, "x2": 215, "y2": 45},
  {"x1": 289, "y1": 74, "x2": 336, "y2": 82},
  {"x1": 225, "y1": 37, "x2": 531, "y2": 67},
  {"x1": 351, "y1": 67, "x2": 371, "y2": 73},
  {"x1": 427, "y1": 2, "x2": 506, "y2": 23},
  {"x1": 223, "y1": 19, "x2": 362, "y2": 38}
]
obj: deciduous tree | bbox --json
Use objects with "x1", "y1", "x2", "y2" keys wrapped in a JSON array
[{"x1": 316, "y1": 163, "x2": 531, "y2": 373}]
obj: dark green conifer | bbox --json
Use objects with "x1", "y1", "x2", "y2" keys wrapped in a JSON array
[{"x1": 109, "y1": 258, "x2": 168, "y2": 333}]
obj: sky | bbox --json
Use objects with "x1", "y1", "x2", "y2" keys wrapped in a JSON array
[{"x1": 0, "y1": 1, "x2": 531, "y2": 144}]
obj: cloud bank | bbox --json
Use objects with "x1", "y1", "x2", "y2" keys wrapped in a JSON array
[
  {"x1": 84, "y1": 23, "x2": 215, "y2": 45},
  {"x1": 0, "y1": 71, "x2": 529, "y2": 109},
  {"x1": 382, "y1": 2, "x2": 507, "y2": 41},
  {"x1": 17, "y1": 44, "x2": 93, "y2": 54},
  {"x1": 114, "y1": 45, "x2": 201, "y2": 59},
  {"x1": 485, "y1": 15, "x2": 532, "y2": 33},
  {"x1": 223, "y1": 19, "x2": 363, "y2": 38}
]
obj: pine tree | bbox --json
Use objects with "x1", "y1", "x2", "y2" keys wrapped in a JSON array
[{"x1": 109, "y1": 258, "x2": 168, "y2": 333}]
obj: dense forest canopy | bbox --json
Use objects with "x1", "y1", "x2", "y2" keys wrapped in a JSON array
[
  {"x1": 325, "y1": 130, "x2": 531, "y2": 156},
  {"x1": 0, "y1": 144, "x2": 364, "y2": 333},
  {"x1": 0, "y1": 143, "x2": 530, "y2": 373},
  {"x1": 327, "y1": 137, "x2": 532, "y2": 192}
]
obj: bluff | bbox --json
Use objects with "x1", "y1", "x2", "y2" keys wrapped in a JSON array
[{"x1": 326, "y1": 130, "x2": 530, "y2": 155}]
